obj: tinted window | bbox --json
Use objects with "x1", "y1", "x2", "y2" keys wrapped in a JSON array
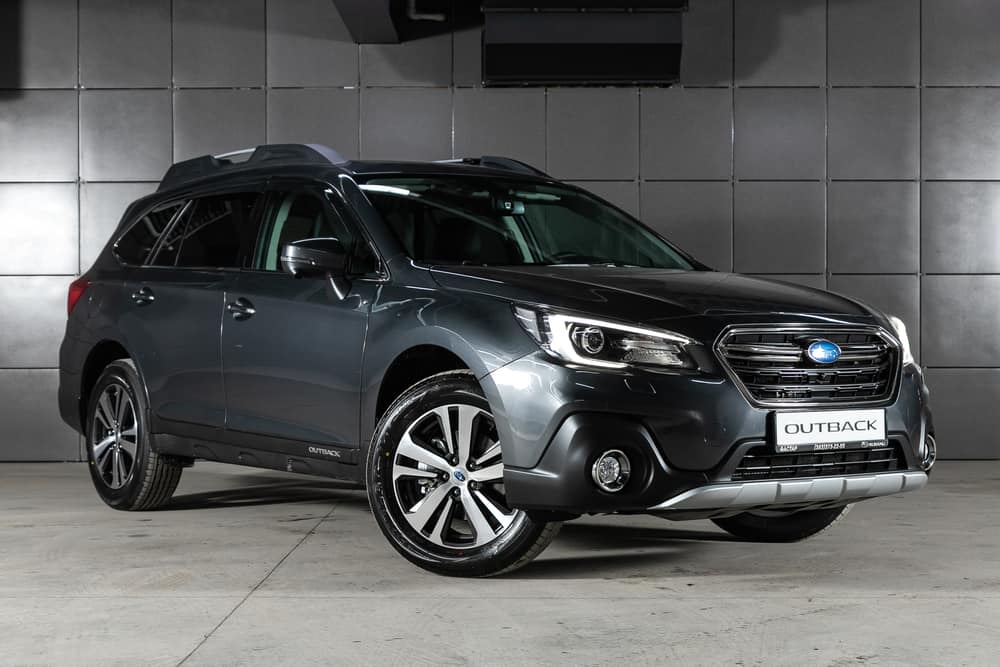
[
  {"x1": 157, "y1": 193, "x2": 259, "y2": 268},
  {"x1": 115, "y1": 201, "x2": 185, "y2": 265},
  {"x1": 360, "y1": 177, "x2": 694, "y2": 269},
  {"x1": 254, "y1": 189, "x2": 377, "y2": 275}
]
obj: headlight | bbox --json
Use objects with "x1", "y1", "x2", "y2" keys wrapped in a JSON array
[
  {"x1": 888, "y1": 315, "x2": 916, "y2": 367},
  {"x1": 513, "y1": 306, "x2": 698, "y2": 370}
]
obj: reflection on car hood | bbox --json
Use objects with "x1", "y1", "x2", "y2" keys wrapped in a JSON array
[{"x1": 428, "y1": 265, "x2": 872, "y2": 324}]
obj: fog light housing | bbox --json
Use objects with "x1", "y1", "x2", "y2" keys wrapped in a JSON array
[
  {"x1": 921, "y1": 434, "x2": 937, "y2": 471},
  {"x1": 592, "y1": 450, "x2": 631, "y2": 493}
]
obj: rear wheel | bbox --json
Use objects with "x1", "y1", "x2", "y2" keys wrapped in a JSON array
[
  {"x1": 86, "y1": 360, "x2": 182, "y2": 510},
  {"x1": 712, "y1": 505, "x2": 852, "y2": 542},
  {"x1": 367, "y1": 372, "x2": 560, "y2": 577}
]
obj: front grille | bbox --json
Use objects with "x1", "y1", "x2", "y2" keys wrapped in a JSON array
[
  {"x1": 731, "y1": 442, "x2": 905, "y2": 481},
  {"x1": 717, "y1": 328, "x2": 899, "y2": 405}
]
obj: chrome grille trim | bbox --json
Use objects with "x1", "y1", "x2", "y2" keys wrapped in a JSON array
[{"x1": 715, "y1": 325, "x2": 902, "y2": 408}]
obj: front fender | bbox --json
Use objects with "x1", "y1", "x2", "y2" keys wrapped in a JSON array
[{"x1": 359, "y1": 282, "x2": 536, "y2": 447}]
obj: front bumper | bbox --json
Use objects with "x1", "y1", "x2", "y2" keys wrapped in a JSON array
[
  {"x1": 649, "y1": 470, "x2": 928, "y2": 515},
  {"x1": 482, "y1": 352, "x2": 933, "y2": 516}
]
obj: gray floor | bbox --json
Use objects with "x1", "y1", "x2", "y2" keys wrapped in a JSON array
[{"x1": 1, "y1": 462, "x2": 997, "y2": 667}]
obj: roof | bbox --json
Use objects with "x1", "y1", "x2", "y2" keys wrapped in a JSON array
[{"x1": 156, "y1": 144, "x2": 552, "y2": 194}]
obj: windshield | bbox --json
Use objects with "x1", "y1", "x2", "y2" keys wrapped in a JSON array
[{"x1": 360, "y1": 176, "x2": 695, "y2": 270}]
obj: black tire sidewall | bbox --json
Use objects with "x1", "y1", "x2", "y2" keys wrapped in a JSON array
[
  {"x1": 713, "y1": 505, "x2": 850, "y2": 542},
  {"x1": 85, "y1": 361, "x2": 152, "y2": 509},
  {"x1": 366, "y1": 372, "x2": 550, "y2": 577}
]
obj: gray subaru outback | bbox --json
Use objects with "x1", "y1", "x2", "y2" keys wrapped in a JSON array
[{"x1": 59, "y1": 144, "x2": 935, "y2": 576}]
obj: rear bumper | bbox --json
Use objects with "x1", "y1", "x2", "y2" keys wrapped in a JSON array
[{"x1": 649, "y1": 470, "x2": 928, "y2": 514}]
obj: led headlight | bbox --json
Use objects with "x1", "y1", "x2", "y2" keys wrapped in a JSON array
[
  {"x1": 888, "y1": 315, "x2": 916, "y2": 367},
  {"x1": 514, "y1": 306, "x2": 698, "y2": 370}
]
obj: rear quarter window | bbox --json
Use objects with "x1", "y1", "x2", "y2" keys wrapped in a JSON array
[{"x1": 114, "y1": 201, "x2": 185, "y2": 265}]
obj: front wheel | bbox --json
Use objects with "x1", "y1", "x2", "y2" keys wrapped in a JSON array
[
  {"x1": 712, "y1": 505, "x2": 852, "y2": 542},
  {"x1": 366, "y1": 372, "x2": 560, "y2": 577}
]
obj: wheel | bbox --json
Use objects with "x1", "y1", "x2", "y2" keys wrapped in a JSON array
[
  {"x1": 86, "y1": 359, "x2": 182, "y2": 510},
  {"x1": 712, "y1": 504, "x2": 852, "y2": 542},
  {"x1": 366, "y1": 371, "x2": 560, "y2": 577}
]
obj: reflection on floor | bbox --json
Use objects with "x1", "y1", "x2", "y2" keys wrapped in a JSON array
[{"x1": 0, "y1": 460, "x2": 997, "y2": 665}]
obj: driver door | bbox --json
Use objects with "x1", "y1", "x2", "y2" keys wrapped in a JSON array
[{"x1": 221, "y1": 181, "x2": 378, "y2": 459}]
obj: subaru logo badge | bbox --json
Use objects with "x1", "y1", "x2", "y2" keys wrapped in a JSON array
[
  {"x1": 453, "y1": 470, "x2": 467, "y2": 483},
  {"x1": 807, "y1": 340, "x2": 841, "y2": 364}
]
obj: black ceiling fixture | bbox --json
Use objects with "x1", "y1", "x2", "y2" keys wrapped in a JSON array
[
  {"x1": 331, "y1": 0, "x2": 689, "y2": 86},
  {"x1": 482, "y1": 1, "x2": 688, "y2": 86}
]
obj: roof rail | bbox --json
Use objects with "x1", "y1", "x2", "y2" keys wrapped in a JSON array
[
  {"x1": 157, "y1": 143, "x2": 347, "y2": 192},
  {"x1": 437, "y1": 156, "x2": 550, "y2": 178}
]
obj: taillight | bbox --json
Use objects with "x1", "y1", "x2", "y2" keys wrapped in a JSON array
[{"x1": 68, "y1": 277, "x2": 92, "y2": 316}]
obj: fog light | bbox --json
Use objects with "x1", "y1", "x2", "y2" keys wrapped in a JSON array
[
  {"x1": 921, "y1": 434, "x2": 937, "y2": 471},
  {"x1": 592, "y1": 450, "x2": 631, "y2": 493}
]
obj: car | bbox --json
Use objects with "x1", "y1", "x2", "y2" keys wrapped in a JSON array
[{"x1": 58, "y1": 143, "x2": 936, "y2": 577}]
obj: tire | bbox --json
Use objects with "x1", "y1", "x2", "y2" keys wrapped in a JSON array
[
  {"x1": 85, "y1": 359, "x2": 182, "y2": 511},
  {"x1": 712, "y1": 504, "x2": 852, "y2": 542},
  {"x1": 366, "y1": 371, "x2": 560, "y2": 577}
]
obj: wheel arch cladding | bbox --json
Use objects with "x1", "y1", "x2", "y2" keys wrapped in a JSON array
[{"x1": 80, "y1": 340, "x2": 132, "y2": 430}]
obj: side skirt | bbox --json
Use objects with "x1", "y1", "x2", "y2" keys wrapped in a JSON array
[{"x1": 150, "y1": 433, "x2": 365, "y2": 486}]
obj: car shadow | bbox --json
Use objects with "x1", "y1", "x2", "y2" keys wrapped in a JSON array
[
  {"x1": 165, "y1": 478, "x2": 365, "y2": 511},
  {"x1": 508, "y1": 522, "x2": 741, "y2": 579}
]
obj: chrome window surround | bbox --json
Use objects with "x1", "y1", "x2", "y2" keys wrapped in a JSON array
[{"x1": 714, "y1": 324, "x2": 903, "y2": 409}]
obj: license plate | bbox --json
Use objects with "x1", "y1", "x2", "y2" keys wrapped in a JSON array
[{"x1": 773, "y1": 409, "x2": 887, "y2": 453}]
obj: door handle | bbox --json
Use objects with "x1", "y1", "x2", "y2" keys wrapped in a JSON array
[
  {"x1": 226, "y1": 297, "x2": 256, "y2": 321},
  {"x1": 131, "y1": 286, "x2": 155, "y2": 306}
]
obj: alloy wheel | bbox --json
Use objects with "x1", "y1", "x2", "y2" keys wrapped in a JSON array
[
  {"x1": 91, "y1": 384, "x2": 138, "y2": 490},
  {"x1": 391, "y1": 404, "x2": 520, "y2": 549}
]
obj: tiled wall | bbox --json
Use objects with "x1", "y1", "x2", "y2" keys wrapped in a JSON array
[{"x1": 0, "y1": 0, "x2": 997, "y2": 459}]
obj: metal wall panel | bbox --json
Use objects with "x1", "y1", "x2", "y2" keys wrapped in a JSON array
[
  {"x1": 546, "y1": 89, "x2": 639, "y2": 180},
  {"x1": 1, "y1": 0, "x2": 999, "y2": 459}
]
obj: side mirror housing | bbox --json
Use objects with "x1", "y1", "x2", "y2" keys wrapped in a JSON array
[
  {"x1": 280, "y1": 238, "x2": 347, "y2": 278},
  {"x1": 280, "y1": 238, "x2": 352, "y2": 300}
]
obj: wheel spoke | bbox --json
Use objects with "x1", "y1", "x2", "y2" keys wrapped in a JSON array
[
  {"x1": 93, "y1": 435, "x2": 116, "y2": 466},
  {"x1": 455, "y1": 405, "x2": 477, "y2": 468},
  {"x1": 116, "y1": 448, "x2": 130, "y2": 485},
  {"x1": 96, "y1": 392, "x2": 115, "y2": 430},
  {"x1": 404, "y1": 484, "x2": 452, "y2": 533},
  {"x1": 111, "y1": 449, "x2": 122, "y2": 487},
  {"x1": 397, "y1": 433, "x2": 450, "y2": 473},
  {"x1": 428, "y1": 496, "x2": 454, "y2": 546},
  {"x1": 430, "y1": 406, "x2": 455, "y2": 456},
  {"x1": 473, "y1": 440, "x2": 502, "y2": 467},
  {"x1": 459, "y1": 488, "x2": 497, "y2": 543},
  {"x1": 119, "y1": 437, "x2": 138, "y2": 458},
  {"x1": 121, "y1": 425, "x2": 137, "y2": 438},
  {"x1": 469, "y1": 462, "x2": 503, "y2": 483},
  {"x1": 114, "y1": 387, "x2": 128, "y2": 424},
  {"x1": 473, "y1": 489, "x2": 515, "y2": 528},
  {"x1": 392, "y1": 459, "x2": 440, "y2": 482}
]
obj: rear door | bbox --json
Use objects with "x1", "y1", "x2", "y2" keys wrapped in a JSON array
[
  {"x1": 121, "y1": 189, "x2": 262, "y2": 439},
  {"x1": 221, "y1": 180, "x2": 379, "y2": 459}
]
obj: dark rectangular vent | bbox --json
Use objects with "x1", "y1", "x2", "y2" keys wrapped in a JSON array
[
  {"x1": 482, "y1": 2, "x2": 688, "y2": 86},
  {"x1": 731, "y1": 442, "x2": 906, "y2": 481}
]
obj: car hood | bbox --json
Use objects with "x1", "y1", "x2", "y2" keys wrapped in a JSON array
[{"x1": 428, "y1": 265, "x2": 874, "y2": 326}]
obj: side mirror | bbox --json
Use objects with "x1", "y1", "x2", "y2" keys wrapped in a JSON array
[
  {"x1": 280, "y1": 238, "x2": 351, "y2": 300},
  {"x1": 280, "y1": 237, "x2": 347, "y2": 278}
]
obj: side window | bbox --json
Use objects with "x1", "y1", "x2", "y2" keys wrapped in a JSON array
[
  {"x1": 157, "y1": 192, "x2": 260, "y2": 269},
  {"x1": 115, "y1": 201, "x2": 185, "y2": 265},
  {"x1": 254, "y1": 189, "x2": 378, "y2": 275}
]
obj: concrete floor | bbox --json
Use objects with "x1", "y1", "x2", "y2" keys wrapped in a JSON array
[{"x1": 0, "y1": 462, "x2": 997, "y2": 667}]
